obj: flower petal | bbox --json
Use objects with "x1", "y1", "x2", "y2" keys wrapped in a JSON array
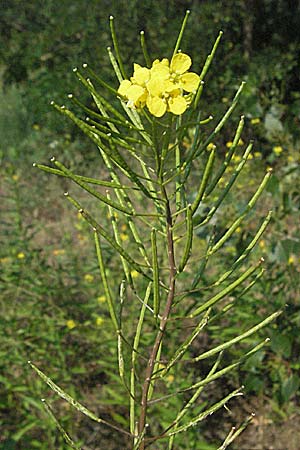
[
  {"x1": 132, "y1": 66, "x2": 150, "y2": 86},
  {"x1": 170, "y1": 53, "x2": 191, "y2": 74},
  {"x1": 127, "y1": 84, "x2": 146, "y2": 105},
  {"x1": 168, "y1": 95, "x2": 187, "y2": 115},
  {"x1": 150, "y1": 60, "x2": 170, "y2": 80},
  {"x1": 147, "y1": 77, "x2": 166, "y2": 97},
  {"x1": 118, "y1": 79, "x2": 132, "y2": 97},
  {"x1": 179, "y1": 72, "x2": 200, "y2": 92},
  {"x1": 147, "y1": 96, "x2": 167, "y2": 117}
]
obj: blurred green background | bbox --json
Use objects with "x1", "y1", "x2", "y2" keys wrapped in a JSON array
[{"x1": 1, "y1": 1, "x2": 299, "y2": 449}]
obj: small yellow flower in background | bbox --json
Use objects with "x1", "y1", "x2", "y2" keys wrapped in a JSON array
[
  {"x1": 166, "y1": 374, "x2": 175, "y2": 384},
  {"x1": 232, "y1": 155, "x2": 241, "y2": 163},
  {"x1": 207, "y1": 142, "x2": 216, "y2": 151},
  {"x1": 287, "y1": 155, "x2": 295, "y2": 163},
  {"x1": 218, "y1": 176, "x2": 226, "y2": 187},
  {"x1": 251, "y1": 118, "x2": 261, "y2": 125},
  {"x1": 222, "y1": 97, "x2": 229, "y2": 103},
  {"x1": 236, "y1": 227, "x2": 242, "y2": 233},
  {"x1": 226, "y1": 141, "x2": 233, "y2": 148},
  {"x1": 259, "y1": 240, "x2": 266, "y2": 250},
  {"x1": 12, "y1": 174, "x2": 19, "y2": 181},
  {"x1": 77, "y1": 212, "x2": 84, "y2": 220},
  {"x1": 32, "y1": 123, "x2": 40, "y2": 130},
  {"x1": 84, "y1": 274, "x2": 94, "y2": 283},
  {"x1": 66, "y1": 319, "x2": 76, "y2": 329},
  {"x1": 273, "y1": 145, "x2": 283, "y2": 156},
  {"x1": 17, "y1": 252, "x2": 25, "y2": 259},
  {"x1": 118, "y1": 53, "x2": 200, "y2": 117},
  {"x1": 96, "y1": 316, "x2": 104, "y2": 327},
  {"x1": 288, "y1": 255, "x2": 295, "y2": 265},
  {"x1": 131, "y1": 270, "x2": 139, "y2": 279},
  {"x1": 238, "y1": 138, "x2": 244, "y2": 146},
  {"x1": 248, "y1": 153, "x2": 253, "y2": 160},
  {"x1": 254, "y1": 151, "x2": 262, "y2": 158},
  {"x1": 121, "y1": 224, "x2": 127, "y2": 231},
  {"x1": 120, "y1": 233, "x2": 129, "y2": 242},
  {"x1": 97, "y1": 295, "x2": 106, "y2": 304},
  {"x1": 0, "y1": 257, "x2": 10, "y2": 264},
  {"x1": 53, "y1": 249, "x2": 66, "y2": 256}
]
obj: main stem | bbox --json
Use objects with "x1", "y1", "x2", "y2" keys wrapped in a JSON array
[{"x1": 138, "y1": 188, "x2": 176, "y2": 449}]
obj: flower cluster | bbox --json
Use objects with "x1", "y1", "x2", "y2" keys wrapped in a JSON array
[{"x1": 118, "y1": 53, "x2": 200, "y2": 117}]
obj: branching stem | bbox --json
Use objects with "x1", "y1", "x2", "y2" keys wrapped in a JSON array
[{"x1": 138, "y1": 186, "x2": 177, "y2": 449}]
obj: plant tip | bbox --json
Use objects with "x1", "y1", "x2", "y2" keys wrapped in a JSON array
[
  {"x1": 61, "y1": 105, "x2": 65, "y2": 109},
  {"x1": 93, "y1": 227, "x2": 97, "y2": 232},
  {"x1": 64, "y1": 192, "x2": 69, "y2": 196},
  {"x1": 260, "y1": 256, "x2": 265, "y2": 263},
  {"x1": 41, "y1": 398, "x2": 45, "y2": 402},
  {"x1": 50, "y1": 100, "x2": 54, "y2": 105},
  {"x1": 265, "y1": 337, "x2": 271, "y2": 342},
  {"x1": 27, "y1": 360, "x2": 31, "y2": 364},
  {"x1": 251, "y1": 412, "x2": 256, "y2": 417},
  {"x1": 79, "y1": 208, "x2": 83, "y2": 213},
  {"x1": 107, "y1": 46, "x2": 111, "y2": 51},
  {"x1": 32, "y1": 162, "x2": 36, "y2": 167},
  {"x1": 68, "y1": 93, "x2": 73, "y2": 98},
  {"x1": 50, "y1": 156, "x2": 56, "y2": 162},
  {"x1": 140, "y1": 30, "x2": 144, "y2": 35},
  {"x1": 73, "y1": 67, "x2": 78, "y2": 72},
  {"x1": 267, "y1": 167, "x2": 273, "y2": 173},
  {"x1": 82, "y1": 63, "x2": 88, "y2": 68},
  {"x1": 186, "y1": 9, "x2": 191, "y2": 14},
  {"x1": 109, "y1": 15, "x2": 114, "y2": 20}
]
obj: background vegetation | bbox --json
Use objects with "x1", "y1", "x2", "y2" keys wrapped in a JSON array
[{"x1": 1, "y1": 1, "x2": 299, "y2": 448}]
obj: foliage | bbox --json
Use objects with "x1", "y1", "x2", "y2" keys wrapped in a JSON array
[{"x1": 23, "y1": 11, "x2": 284, "y2": 450}]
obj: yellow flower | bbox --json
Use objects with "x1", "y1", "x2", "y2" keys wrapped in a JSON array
[
  {"x1": 118, "y1": 53, "x2": 199, "y2": 117},
  {"x1": 273, "y1": 145, "x2": 283, "y2": 155},
  {"x1": 259, "y1": 240, "x2": 266, "y2": 250},
  {"x1": 66, "y1": 319, "x2": 76, "y2": 329},
  {"x1": 254, "y1": 151, "x2": 262, "y2": 158},
  {"x1": 53, "y1": 249, "x2": 65, "y2": 256},
  {"x1": 288, "y1": 255, "x2": 295, "y2": 265},
  {"x1": 121, "y1": 224, "x2": 127, "y2": 231},
  {"x1": 166, "y1": 374, "x2": 175, "y2": 384},
  {"x1": 130, "y1": 270, "x2": 139, "y2": 279},
  {"x1": 84, "y1": 274, "x2": 94, "y2": 283},
  {"x1": 120, "y1": 233, "x2": 129, "y2": 242},
  {"x1": 0, "y1": 257, "x2": 10, "y2": 264},
  {"x1": 206, "y1": 142, "x2": 216, "y2": 151},
  {"x1": 226, "y1": 141, "x2": 233, "y2": 148},
  {"x1": 232, "y1": 154, "x2": 241, "y2": 163},
  {"x1": 17, "y1": 252, "x2": 25, "y2": 259},
  {"x1": 95, "y1": 316, "x2": 104, "y2": 326},
  {"x1": 251, "y1": 118, "x2": 261, "y2": 125},
  {"x1": 97, "y1": 295, "x2": 106, "y2": 304},
  {"x1": 12, "y1": 174, "x2": 19, "y2": 181},
  {"x1": 238, "y1": 138, "x2": 244, "y2": 146}
]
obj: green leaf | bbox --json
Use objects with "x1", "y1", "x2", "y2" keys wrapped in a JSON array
[{"x1": 281, "y1": 374, "x2": 300, "y2": 403}]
